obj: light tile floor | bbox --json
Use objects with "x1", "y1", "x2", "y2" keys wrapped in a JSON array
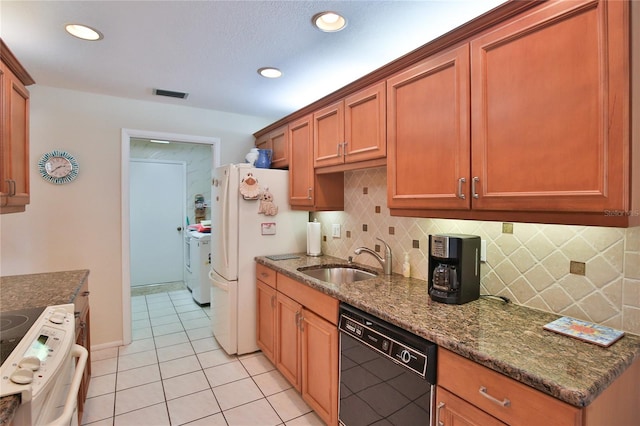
[{"x1": 82, "y1": 288, "x2": 324, "y2": 426}]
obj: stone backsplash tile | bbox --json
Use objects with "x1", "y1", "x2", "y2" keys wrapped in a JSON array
[{"x1": 312, "y1": 167, "x2": 640, "y2": 335}]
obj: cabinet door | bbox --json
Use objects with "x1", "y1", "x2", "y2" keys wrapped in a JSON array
[
  {"x1": 301, "y1": 308, "x2": 339, "y2": 426},
  {"x1": 387, "y1": 45, "x2": 471, "y2": 210},
  {"x1": 344, "y1": 81, "x2": 386, "y2": 164},
  {"x1": 0, "y1": 61, "x2": 30, "y2": 211},
  {"x1": 276, "y1": 292, "x2": 302, "y2": 391},
  {"x1": 435, "y1": 387, "x2": 507, "y2": 426},
  {"x1": 256, "y1": 280, "x2": 277, "y2": 363},
  {"x1": 269, "y1": 124, "x2": 289, "y2": 169},
  {"x1": 288, "y1": 115, "x2": 315, "y2": 208},
  {"x1": 255, "y1": 134, "x2": 271, "y2": 151},
  {"x1": 314, "y1": 101, "x2": 344, "y2": 168},
  {"x1": 470, "y1": 0, "x2": 627, "y2": 212}
]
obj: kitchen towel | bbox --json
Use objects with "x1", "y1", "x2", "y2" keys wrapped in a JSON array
[{"x1": 307, "y1": 221, "x2": 322, "y2": 256}]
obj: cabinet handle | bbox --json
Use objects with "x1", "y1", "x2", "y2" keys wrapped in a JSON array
[
  {"x1": 342, "y1": 141, "x2": 347, "y2": 158},
  {"x1": 457, "y1": 178, "x2": 466, "y2": 199},
  {"x1": 307, "y1": 188, "x2": 312, "y2": 200},
  {"x1": 337, "y1": 143, "x2": 342, "y2": 157},
  {"x1": 472, "y1": 176, "x2": 480, "y2": 199},
  {"x1": 479, "y1": 386, "x2": 511, "y2": 407},
  {"x1": 75, "y1": 311, "x2": 81, "y2": 318},
  {"x1": 435, "y1": 401, "x2": 445, "y2": 426},
  {"x1": 82, "y1": 291, "x2": 90, "y2": 297},
  {"x1": 270, "y1": 294, "x2": 276, "y2": 309},
  {"x1": 6, "y1": 179, "x2": 16, "y2": 197}
]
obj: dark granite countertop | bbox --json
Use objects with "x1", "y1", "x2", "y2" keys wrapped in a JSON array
[
  {"x1": 256, "y1": 254, "x2": 640, "y2": 408},
  {"x1": 0, "y1": 270, "x2": 90, "y2": 426}
]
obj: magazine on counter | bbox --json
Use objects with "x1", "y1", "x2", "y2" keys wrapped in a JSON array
[{"x1": 543, "y1": 316, "x2": 625, "y2": 347}]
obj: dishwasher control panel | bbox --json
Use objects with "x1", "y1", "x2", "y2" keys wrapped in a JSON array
[{"x1": 339, "y1": 304, "x2": 436, "y2": 381}]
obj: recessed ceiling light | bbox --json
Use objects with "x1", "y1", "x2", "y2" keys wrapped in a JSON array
[
  {"x1": 65, "y1": 24, "x2": 103, "y2": 41},
  {"x1": 258, "y1": 67, "x2": 283, "y2": 78},
  {"x1": 312, "y1": 11, "x2": 347, "y2": 32}
]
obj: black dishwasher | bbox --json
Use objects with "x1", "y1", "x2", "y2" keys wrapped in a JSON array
[{"x1": 338, "y1": 303, "x2": 437, "y2": 426}]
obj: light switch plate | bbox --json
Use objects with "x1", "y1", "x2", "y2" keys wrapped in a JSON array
[{"x1": 332, "y1": 224, "x2": 341, "y2": 238}]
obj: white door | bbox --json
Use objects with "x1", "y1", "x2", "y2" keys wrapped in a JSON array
[{"x1": 130, "y1": 160, "x2": 185, "y2": 286}]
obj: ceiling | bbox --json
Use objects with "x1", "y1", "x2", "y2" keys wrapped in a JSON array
[{"x1": 1, "y1": 0, "x2": 506, "y2": 121}]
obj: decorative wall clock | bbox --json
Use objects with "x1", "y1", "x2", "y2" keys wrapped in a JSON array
[{"x1": 38, "y1": 150, "x2": 79, "y2": 184}]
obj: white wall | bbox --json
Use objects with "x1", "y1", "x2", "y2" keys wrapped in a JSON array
[{"x1": 0, "y1": 85, "x2": 272, "y2": 347}]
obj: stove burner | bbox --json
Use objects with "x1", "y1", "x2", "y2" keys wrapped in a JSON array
[
  {"x1": 1, "y1": 314, "x2": 30, "y2": 333},
  {"x1": 0, "y1": 306, "x2": 46, "y2": 366}
]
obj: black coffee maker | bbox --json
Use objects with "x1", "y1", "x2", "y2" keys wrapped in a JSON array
[{"x1": 428, "y1": 234, "x2": 481, "y2": 304}]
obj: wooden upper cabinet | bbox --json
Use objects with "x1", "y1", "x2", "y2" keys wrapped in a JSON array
[
  {"x1": 387, "y1": 44, "x2": 471, "y2": 210},
  {"x1": 1, "y1": 39, "x2": 33, "y2": 214},
  {"x1": 255, "y1": 124, "x2": 288, "y2": 169},
  {"x1": 314, "y1": 82, "x2": 386, "y2": 169},
  {"x1": 289, "y1": 114, "x2": 344, "y2": 211},
  {"x1": 255, "y1": 133, "x2": 270, "y2": 151},
  {"x1": 288, "y1": 115, "x2": 315, "y2": 208},
  {"x1": 313, "y1": 101, "x2": 344, "y2": 168},
  {"x1": 470, "y1": 0, "x2": 628, "y2": 213},
  {"x1": 269, "y1": 124, "x2": 288, "y2": 169}
]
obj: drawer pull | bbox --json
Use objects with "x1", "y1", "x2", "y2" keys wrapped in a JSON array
[
  {"x1": 435, "y1": 401, "x2": 445, "y2": 426},
  {"x1": 82, "y1": 291, "x2": 90, "y2": 297},
  {"x1": 479, "y1": 386, "x2": 511, "y2": 407}
]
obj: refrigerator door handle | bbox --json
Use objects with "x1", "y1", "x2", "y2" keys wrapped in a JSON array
[
  {"x1": 221, "y1": 170, "x2": 230, "y2": 270},
  {"x1": 209, "y1": 269, "x2": 229, "y2": 292}
]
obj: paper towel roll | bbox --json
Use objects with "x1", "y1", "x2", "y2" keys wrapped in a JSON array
[{"x1": 307, "y1": 221, "x2": 322, "y2": 256}]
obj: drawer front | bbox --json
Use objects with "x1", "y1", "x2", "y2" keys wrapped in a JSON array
[
  {"x1": 277, "y1": 273, "x2": 339, "y2": 325},
  {"x1": 256, "y1": 264, "x2": 277, "y2": 288},
  {"x1": 437, "y1": 348, "x2": 580, "y2": 426}
]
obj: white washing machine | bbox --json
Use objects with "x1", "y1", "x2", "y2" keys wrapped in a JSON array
[{"x1": 188, "y1": 231, "x2": 211, "y2": 305}]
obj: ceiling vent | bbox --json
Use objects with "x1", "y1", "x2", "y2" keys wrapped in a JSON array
[{"x1": 153, "y1": 88, "x2": 189, "y2": 99}]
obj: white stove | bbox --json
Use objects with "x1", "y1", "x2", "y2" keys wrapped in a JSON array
[{"x1": 0, "y1": 304, "x2": 88, "y2": 426}]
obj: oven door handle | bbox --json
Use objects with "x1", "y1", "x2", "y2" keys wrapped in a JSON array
[{"x1": 42, "y1": 344, "x2": 88, "y2": 426}]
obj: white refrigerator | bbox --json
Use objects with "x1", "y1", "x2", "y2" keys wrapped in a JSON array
[{"x1": 209, "y1": 163, "x2": 307, "y2": 355}]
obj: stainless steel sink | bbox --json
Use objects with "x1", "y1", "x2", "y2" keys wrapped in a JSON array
[{"x1": 297, "y1": 266, "x2": 377, "y2": 284}]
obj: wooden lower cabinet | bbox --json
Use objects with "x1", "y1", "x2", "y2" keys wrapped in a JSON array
[
  {"x1": 301, "y1": 308, "x2": 339, "y2": 424},
  {"x1": 276, "y1": 292, "x2": 302, "y2": 391},
  {"x1": 73, "y1": 280, "x2": 91, "y2": 424},
  {"x1": 437, "y1": 348, "x2": 640, "y2": 426},
  {"x1": 256, "y1": 280, "x2": 277, "y2": 363},
  {"x1": 256, "y1": 264, "x2": 339, "y2": 426},
  {"x1": 436, "y1": 387, "x2": 507, "y2": 426}
]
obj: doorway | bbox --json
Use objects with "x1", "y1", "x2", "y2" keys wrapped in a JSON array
[
  {"x1": 121, "y1": 129, "x2": 220, "y2": 345},
  {"x1": 129, "y1": 159, "x2": 186, "y2": 287}
]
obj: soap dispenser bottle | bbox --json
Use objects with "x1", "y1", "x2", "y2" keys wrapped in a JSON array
[{"x1": 402, "y1": 252, "x2": 411, "y2": 278}]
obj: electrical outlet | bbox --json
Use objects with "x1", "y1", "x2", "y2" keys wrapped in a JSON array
[
  {"x1": 332, "y1": 224, "x2": 341, "y2": 238},
  {"x1": 480, "y1": 240, "x2": 487, "y2": 262}
]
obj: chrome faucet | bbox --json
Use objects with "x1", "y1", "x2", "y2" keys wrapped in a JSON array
[{"x1": 354, "y1": 237, "x2": 393, "y2": 275}]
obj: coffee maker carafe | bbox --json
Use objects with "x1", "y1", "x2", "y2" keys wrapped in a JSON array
[{"x1": 428, "y1": 234, "x2": 480, "y2": 304}]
